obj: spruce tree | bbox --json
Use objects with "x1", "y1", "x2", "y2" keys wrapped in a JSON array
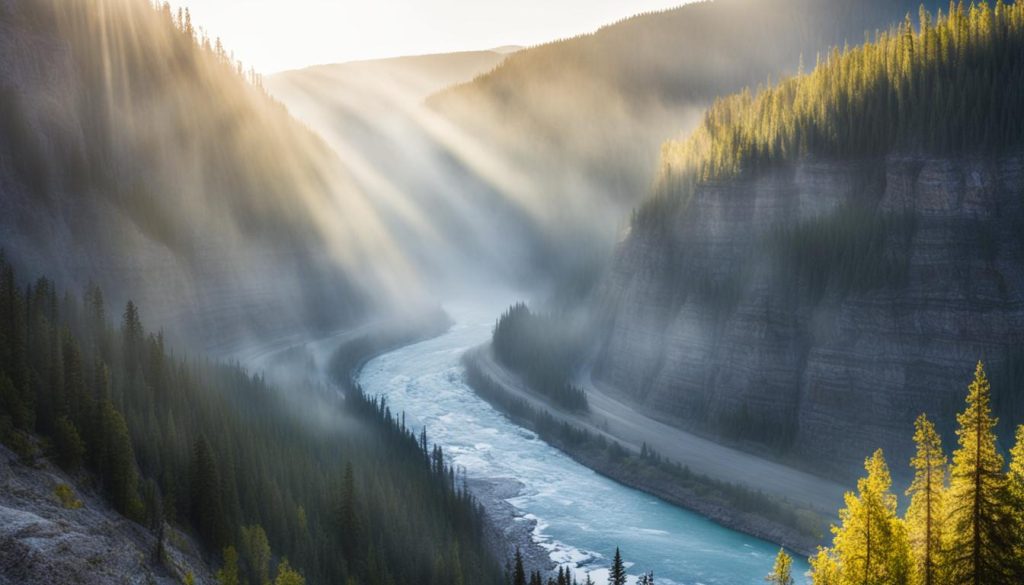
[
  {"x1": 765, "y1": 548, "x2": 793, "y2": 585},
  {"x1": 830, "y1": 449, "x2": 909, "y2": 585},
  {"x1": 905, "y1": 414, "x2": 947, "y2": 585},
  {"x1": 241, "y1": 524, "x2": 272, "y2": 585},
  {"x1": 121, "y1": 301, "x2": 142, "y2": 377},
  {"x1": 946, "y1": 362, "x2": 1013, "y2": 585},
  {"x1": 273, "y1": 559, "x2": 305, "y2": 585},
  {"x1": 143, "y1": 478, "x2": 165, "y2": 561},
  {"x1": 53, "y1": 415, "x2": 85, "y2": 470},
  {"x1": 513, "y1": 548, "x2": 526, "y2": 585},
  {"x1": 608, "y1": 548, "x2": 626, "y2": 585},
  {"x1": 101, "y1": 399, "x2": 139, "y2": 517},
  {"x1": 1004, "y1": 424, "x2": 1024, "y2": 581},
  {"x1": 808, "y1": 547, "x2": 839, "y2": 585},
  {"x1": 338, "y1": 461, "x2": 361, "y2": 567},
  {"x1": 217, "y1": 546, "x2": 241, "y2": 585},
  {"x1": 189, "y1": 436, "x2": 225, "y2": 549}
]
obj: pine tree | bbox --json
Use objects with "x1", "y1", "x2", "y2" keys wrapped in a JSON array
[
  {"x1": 61, "y1": 331, "x2": 85, "y2": 425},
  {"x1": 217, "y1": 546, "x2": 241, "y2": 585},
  {"x1": 189, "y1": 436, "x2": 225, "y2": 549},
  {"x1": 830, "y1": 449, "x2": 909, "y2": 585},
  {"x1": 946, "y1": 362, "x2": 1013, "y2": 585},
  {"x1": 241, "y1": 524, "x2": 272, "y2": 585},
  {"x1": 1004, "y1": 424, "x2": 1024, "y2": 581},
  {"x1": 121, "y1": 301, "x2": 143, "y2": 377},
  {"x1": 100, "y1": 399, "x2": 139, "y2": 517},
  {"x1": 143, "y1": 478, "x2": 165, "y2": 561},
  {"x1": 273, "y1": 559, "x2": 305, "y2": 585},
  {"x1": 808, "y1": 547, "x2": 839, "y2": 585},
  {"x1": 765, "y1": 548, "x2": 794, "y2": 585},
  {"x1": 905, "y1": 414, "x2": 947, "y2": 585},
  {"x1": 608, "y1": 548, "x2": 626, "y2": 585},
  {"x1": 338, "y1": 461, "x2": 361, "y2": 567},
  {"x1": 513, "y1": 548, "x2": 527, "y2": 585},
  {"x1": 53, "y1": 415, "x2": 84, "y2": 470}
]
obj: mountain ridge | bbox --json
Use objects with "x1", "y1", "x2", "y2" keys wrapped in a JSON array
[{"x1": 589, "y1": 2, "x2": 1024, "y2": 479}]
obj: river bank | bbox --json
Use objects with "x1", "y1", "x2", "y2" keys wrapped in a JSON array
[
  {"x1": 462, "y1": 345, "x2": 829, "y2": 557},
  {"x1": 354, "y1": 299, "x2": 814, "y2": 583},
  {"x1": 316, "y1": 313, "x2": 554, "y2": 576}
]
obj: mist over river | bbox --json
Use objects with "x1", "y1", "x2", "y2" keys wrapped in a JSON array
[{"x1": 356, "y1": 295, "x2": 811, "y2": 585}]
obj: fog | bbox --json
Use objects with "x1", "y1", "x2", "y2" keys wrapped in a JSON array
[{"x1": 264, "y1": 50, "x2": 660, "y2": 300}]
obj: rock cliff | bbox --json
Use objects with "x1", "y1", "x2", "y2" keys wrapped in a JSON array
[
  {"x1": 594, "y1": 154, "x2": 1024, "y2": 479},
  {"x1": 0, "y1": 443, "x2": 213, "y2": 585}
]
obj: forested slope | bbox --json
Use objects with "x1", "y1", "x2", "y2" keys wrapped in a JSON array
[
  {"x1": 265, "y1": 48, "x2": 569, "y2": 290},
  {"x1": 0, "y1": 0, "x2": 412, "y2": 350},
  {"x1": 0, "y1": 253, "x2": 502, "y2": 585},
  {"x1": 593, "y1": 1, "x2": 1024, "y2": 479},
  {"x1": 429, "y1": 0, "x2": 946, "y2": 246}
]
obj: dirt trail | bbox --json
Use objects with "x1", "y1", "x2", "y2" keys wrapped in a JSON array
[{"x1": 472, "y1": 346, "x2": 847, "y2": 513}]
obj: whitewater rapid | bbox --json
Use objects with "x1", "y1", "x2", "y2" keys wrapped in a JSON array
[{"x1": 356, "y1": 297, "x2": 811, "y2": 585}]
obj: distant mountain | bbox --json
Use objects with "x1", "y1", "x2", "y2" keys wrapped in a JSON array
[
  {"x1": 429, "y1": 0, "x2": 947, "y2": 246},
  {"x1": 0, "y1": 0, "x2": 417, "y2": 349},
  {"x1": 271, "y1": 49, "x2": 516, "y2": 104},
  {"x1": 590, "y1": 2, "x2": 1024, "y2": 480},
  {"x1": 267, "y1": 48, "x2": 576, "y2": 289}
]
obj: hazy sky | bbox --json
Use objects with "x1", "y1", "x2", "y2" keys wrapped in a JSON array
[{"x1": 171, "y1": 0, "x2": 692, "y2": 73}]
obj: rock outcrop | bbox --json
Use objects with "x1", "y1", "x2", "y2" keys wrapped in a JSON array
[
  {"x1": 594, "y1": 154, "x2": 1024, "y2": 480},
  {"x1": 0, "y1": 444, "x2": 213, "y2": 585}
]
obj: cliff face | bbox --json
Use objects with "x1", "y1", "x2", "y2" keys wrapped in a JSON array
[{"x1": 594, "y1": 154, "x2": 1024, "y2": 479}]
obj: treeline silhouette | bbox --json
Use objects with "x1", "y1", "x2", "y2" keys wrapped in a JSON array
[
  {"x1": 649, "y1": 0, "x2": 1024, "y2": 224},
  {"x1": 506, "y1": 546, "x2": 650, "y2": 585},
  {"x1": 0, "y1": 252, "x2": 501, "y2": 585},
  {"x1": 492, "y1": 304, "x2": 588, "y2": 413}
]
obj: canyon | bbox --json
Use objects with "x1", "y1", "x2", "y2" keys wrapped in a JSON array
[{"x1": 594, "y1": 153, "x2": 1024, "y2": 479}]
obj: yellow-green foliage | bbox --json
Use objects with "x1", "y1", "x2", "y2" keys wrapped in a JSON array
[
  {"x1": 809, "y1": 362, "x2": 1024, "y2": 584},
  {"x1": 766, "y1": 548, "x2": 795, "y2": 585},
  {"x1": 273, "y1": 559, "x2": 305, "y2": 585},
  {"x1": 905, "y1": 415, "x2": 947, "y2": 585},
  {"x1": 216, "y1": 546, "x2": 241, "y2": 585},
  {"x1": 657, "y1": 1, "x2": 1024, "y2": 197},
  {"x1": 828, "y1": 450, "x2": 911, "y2": 585},
  {"x1": 54, "y1": 483, "x2": 83, "y2": 509}
]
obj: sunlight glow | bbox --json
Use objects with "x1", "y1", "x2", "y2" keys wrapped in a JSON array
[{"x1": 169, "y1": 0, "x2": 694, "y2": 73}]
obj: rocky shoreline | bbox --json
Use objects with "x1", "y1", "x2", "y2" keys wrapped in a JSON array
[
  {"x1": 335, "y1": 319, "x2": 556, "y2": 577},
  {"x1": 467, "y1": 476, "x2": 557, "y2": 577}
]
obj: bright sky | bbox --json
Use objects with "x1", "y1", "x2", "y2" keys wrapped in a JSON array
[{"x1": 170, "y1": 0, "x2": 692, "y2": 74}]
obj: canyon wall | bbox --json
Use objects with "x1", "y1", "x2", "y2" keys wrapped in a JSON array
[{"x1": 594, "y1": 154, "x2": 1024, "y2": 479}]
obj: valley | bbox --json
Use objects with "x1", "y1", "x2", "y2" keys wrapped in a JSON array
[
  {"x1": 2, "y1": 0, "x2": 1024, "y2": 584},
  {"x1": 355, "y1": 299, "x2": 813, "y2": 584}
]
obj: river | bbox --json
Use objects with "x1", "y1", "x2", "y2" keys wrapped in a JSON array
[{"x1": 354, "y1": 296, "x2": 812, "y2": 584}]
